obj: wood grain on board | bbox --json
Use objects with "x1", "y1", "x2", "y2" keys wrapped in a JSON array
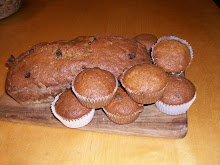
[{"x1": 0, "y1": 93, "x2": 187, "y2": 139}]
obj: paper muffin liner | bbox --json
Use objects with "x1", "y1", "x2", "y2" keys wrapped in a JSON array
[
  {"x1": 51, "y1": 93, "x2": 95, "y2": 128},
  {"x1": 103, "y1": 108, "x2": 140, "y2": 124},
  {"x1": 155, "y1": 92, "x2": 197, "y2": 115},
  {"x1": 151, "y1": 36, "x2": 193, "y2": 75},
  {"x1": 72, "y1": 70, "x2": 118, "y2": 109}
]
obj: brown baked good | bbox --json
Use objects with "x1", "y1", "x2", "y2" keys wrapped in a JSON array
[
  {"x1": 72, "y1": 67, "x2": 118, "y2": 109},
  {"x1": 6, "y1": 36, "x2": 151, "y2": 105},
  {"x1": 133, "y1": 34, "x2": 158, "y2": 53},
  {"x1": 0, "y1": 0, "x2": 21, "y2": 20},
  {"x1": 152, "y1": 36, "x2": 193, "y2": 74},
  {"x1": 51, "y1": 90, "x2": 95, "y2": 128},
  {"x1": 103, "y1": 87, "x2": 144, "y2": 124},
  {"x1": 155, "y1": 76, "x2": 196, "y2": 115},
  {"x1": 120, "y1": 63, "x2": 168, "y2": 104}
]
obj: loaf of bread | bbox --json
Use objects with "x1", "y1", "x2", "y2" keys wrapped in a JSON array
[{"x1": 6, "y1": 36, "x2": 151, "y2": 105}]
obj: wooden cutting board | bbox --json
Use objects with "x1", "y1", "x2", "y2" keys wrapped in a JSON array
[{"x1": 0, "y1": 92, "x2": 187, "y2": 139}]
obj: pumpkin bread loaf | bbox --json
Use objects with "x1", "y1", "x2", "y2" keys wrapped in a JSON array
[{"x1": 6, "y1": 36, "x2": 151, "y2": 105}]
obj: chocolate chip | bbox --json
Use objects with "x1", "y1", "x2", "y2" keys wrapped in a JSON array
[
  {"x1": 7, "y1": 55, "x2": 16, "y2": 65},
  {"x1": 88, "y1": 38, "x2": 97, "y2": 46},
  {"x1": 25, "y1": 72, "x2": 31, "y2": 78},
  {"x1": 56, "y1": 49, "x2": 62, "y2": 57},
  {"x1": 115, "y1": 95, "x2": 123, "y2": 99},
  {"x1": 29, "y1": 49, "x2": 34, "y2": 54},
  {"x1": 128, "y1": 53, "x2": 136, "y2": 59},
  {"x1": 82, "y1": 66, "x2": 87, "y2": 69}
]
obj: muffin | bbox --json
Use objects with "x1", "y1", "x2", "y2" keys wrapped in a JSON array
[
  {"x1": 133, "y1": 34, "x2": 158, "y2": 54},
  {"x1": 103, "y1": 87, "x2": 144, "y2": 124},
  {"x1": 151, "y1": 36, "x2": 193, "y2": 75},
  {"x1": 72, "y1": 67, "x2": 118, "y2": 109},
  {"x1": 155, "y1": 76, "x2": 196, "y2": 115},
  {"x1": 0, "y1": 0, "x2": 21, "y2": 20},
  {"x1": 120, "y1": 64, "x2": 168, "y2": 104},
  {"x1": 51, "y1": 90, "x2": 95, "y2": 128}
]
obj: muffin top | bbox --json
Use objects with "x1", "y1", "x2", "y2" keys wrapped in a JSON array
[
  {"x1": 159, "y1": 76, "x2": 196, "y2": 105},
  {"x1": 55, "y1": 90, "x2": 92, "y2": 120},
  {"x1": 152, "y1": 39, "x2": 191, "y2": 73},
  {"x1": 122, "y1": 64, "x2": 168, "y2": 93},
  {"x1": 73, "y1": 67, "x2": 117, "y2": 98},
  {"x1": 133, "y1": 34, "x2": 158, "y2": 53},
  {"x1": 104, "y1": 87, "x2": 143, "y2": 116}
]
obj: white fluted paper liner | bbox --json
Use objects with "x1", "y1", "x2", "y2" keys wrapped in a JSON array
[
  {"x1": 155, "y1": 92, "x2": 197, "y2": 115},
  {"x1": 51, "y1": 93, "x2": 95, "y2": 128},
  {"x1": 103, "y1": 108, "x2": 140, "y2": 124},
  {"x1": 151, "y1": 36, "x2": 193, "y2": 75},
  {"x1": 72, "y1": 70, "x2": 118, "y2": 109}
]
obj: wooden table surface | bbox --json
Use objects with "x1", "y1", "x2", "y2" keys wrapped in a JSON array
[{"x1": 0, "y1": 0, "x2": 219, "y2": 164}]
